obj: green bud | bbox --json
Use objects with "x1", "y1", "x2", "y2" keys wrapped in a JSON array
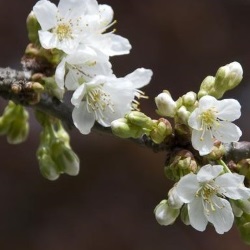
[
  {"x1": 198, "y1": 76, "x2": 215, "y2": 99},
  {"x1": 176, "y1": 106, "x2": 190, "y2": 124},
  {"x1": 204, "y1": 140, "x2": 225, "y2": 161},
  {"x1": 236, "y1": 159, "x2": 250, "y2": 181},
  {"x1": 155, "y1": 91, "x2": 177, "y2": 117},
  {"x1": 154, "y1": 200, "x2": 180, "y2": 226},
  {"x1": 51, "y1": 140, "x2": 80, "y2": 176},
  {"x1": 0, "y1": 102, "x2": 29, "y2": 144},
  {"x1": 111, "y1": 118, "x2": 144, "y2": 139},
  {"x1": 126, "y1": 111, "x2": 153, "y2": 128},
  {"x1": 150, "y1": 118, "x2": 172, "y2": 144},
  {"x1": 236, "y1": 213, "x2": 250, "y2": 245},
  {"x1": 42, "y1": 76, "x2": 64, "y2": 100},
  {"x1": 165, "y1": 150, "x2": 198, "y2": 181},
  {"x1": 182, "y1": 91, "x2": 197, "y2": 106},
  {"x1": 38, "y1": 151, "x2": 60, "y2": 181},
  {"x1": 198, "y1": 62, "x2": 243, "y2": 99},
  {"x1": 26, "y1": 11, "x2": 41, "y2": 44},
  {"x1": 180, "y1": 205, "x2": 190, "y2": 225}
]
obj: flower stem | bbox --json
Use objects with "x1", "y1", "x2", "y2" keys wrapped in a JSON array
[{"x1": 218, "y1": 159, "x2": 231, "y2": 173}]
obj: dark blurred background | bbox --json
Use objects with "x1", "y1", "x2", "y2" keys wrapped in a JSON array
[{"x1": 0, "y1": 0, "x2": 250, "y2": 249}]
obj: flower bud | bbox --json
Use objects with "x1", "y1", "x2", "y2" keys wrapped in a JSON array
[
  {"x1": 38, "y1": 150, "x2": 60, "y2": 181},
  {"x1": 180, "y1": 205, "x2": 190, "y2": 225},
  {"x1": 150, "y1": 118, "x2": 172, "y2": 144},
  {"x1": 26, "y1": 11, "x2": 40, "y2": 44},
  {"x1": 236, "y1": 213, "x2": 250, "y2": 245},
  {"x1": 236, "y1": 159, "x2": 250, "y2": 181},
  {"x1": 154, "y1": 200, "x2": 180, "y2": 226},
  {"x1": 51, "y1": 140, "x2": 80, "y2": 176},
  {"x1": 125, "y1": 111, "x2": 153, "y2": 128},
  {"x1": 204, "y1": 140, "x2": 225, "y2": 161},
  {"x1": 0, "y1": 102, "x2": 29, "y2": 144},
  {"x1": 111, "y1": 118, "x2": 144, "y2": 139},
  {"x1": 165, "y1": 150, "x2": 198, "y2": 181},
  {"x1": 182, "y1": 91, "x2": 197, "y2": 106},
  {"x1": 176, "y1": 106, "x2": 190, "y2": 124},
  {"x1": 155, "y1": 91, "x2": 177, "y2": 117},
  {"x1": 198, "y1": 76, "x2": 215, "y2": 99}
]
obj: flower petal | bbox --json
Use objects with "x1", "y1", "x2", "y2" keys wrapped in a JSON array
[
  {"x1": 72, "y1": 102, "x2": 95, "y2": 134},
  {"x1": 188, "y1": 197, "x2": 208, "y2": 232},
  {"x1": 206, "y1": 196, "x2": 234, "y2": 234},
  {"x1": 71, "y1": 84, "x2": 86, "y2": 107},
  {"x1": 212, "y1": 121, "x2": 242, "y2": 143},
  {"x1": 188, "y1": 108, "x2": 201, "y2": 130},
  {"x1": 33, "y1": 0, "x2": 57, "y2": 30},
  {"x1": 38, "y1": 31, "x2": 58, "y2": 49},
  {"x1": 125, "y1": 68, "x2": 153, "y2": 89},
  {"x1": 197, "y1": 164, "x2": 223, "y2": 182},
  {"x1": 55, "y1": 59, "x2": 66, "y2": 90},
  {"x1": 198, "y1": 95, "x2": 218, "y2": 112},
  {"x1": 191, "y1": 129, "x2": 214, "y2": 156},
  {"x1": 216, "y1": 99, "x2": 241, "y2": 121},
  {"x1": 99, "y1": 4, "x2": 114, "y2": 26},
  {"x1": 215, "y1": 173, "x2": 250, "y2": 200},
  {"x1": 176, "y1": 173, "x2": 199, "y2": 203}
]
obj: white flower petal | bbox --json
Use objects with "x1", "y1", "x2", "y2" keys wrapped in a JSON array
[
  {"x1": 206, "y1": 196, "x2": 234, "y2": 234},
  {"x1": 55, "y1": 59, "x2": 66, "y2": 90},
  {"x1": 212, "y1": 121, "x2": 242, "y2": 143},
  {"x1": 176, "y1": 173, "x2": 199, "y2": 203},
  {"x1": 215, "y1": 173, "x2": 250, "y2": 200},
  {"x1": 188, "y1": 197, "x2": 208, "y2": 232},
  {"x1": 71, "y1": 84, "x2": 86, "y2": 107},
  {"x1": 97, "y1": 33, "x2": 131, "y2": 56},
  {"x1": 188, "y1": 108, "x2": 201, "y2": 130},
  {"x1": 197, "y1": 164, "x2": 223, "y2": 182},
  {"x1": 191, "y1": 130, "x2": 214, "y2": 156},
  {"x1": 125, "y1": 68, "x2": 153, "y2": 89},
  {"x1": 38, "y1": 30, "x2": 58, "y2": 50},
  {"x1": 33, "y1": 0, "x2": 57, "y2": 30},
  {"x1": 99, "y1": 4, "x2": 114, "y2": 26},
  {"x1": 198, "y1": 95, "x2": 218, "y2": 111},
  {"x1": 72, "y1": 102, "x2": 95, "y2": 134},
  {"x1": 217, "y1": 99, "x2": 241, "y2": 121}
]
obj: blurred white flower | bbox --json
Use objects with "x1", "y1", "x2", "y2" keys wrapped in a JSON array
[
  {"x1": 176, "y1": 164, "x2": 250, "y2": 234},
  {"x1": 71, "y1": 68, "x2": 152, "y2": 134},
  {"x1": 188, "y1": 95, "x2": 242, "y2": 155}
]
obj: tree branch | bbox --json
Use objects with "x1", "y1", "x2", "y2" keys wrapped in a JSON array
[{"x1": 0, "y1": 67, "x2": 250, "y2": 160}]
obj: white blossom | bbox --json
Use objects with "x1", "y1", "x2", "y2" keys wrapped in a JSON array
[
  {"x1": 55, "y1": 48, "x2": 113, "y2": 92},
  {"x1": 33, "y1": 0, "x2": 131, "y2": 56},
  {"x1": 176, "y1": 164, "x2": 250, "y2": 234},
  {"x1": 71, "y1": 68, "x2": 152, "y2": 134},
  {"x1": 188, "y1": 95, "x2": 242, "y2": 156}
]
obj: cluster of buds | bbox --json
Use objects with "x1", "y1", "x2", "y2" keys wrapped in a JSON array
[
  {"x1": 36, "y1": 111, "x2": 79, "y2": 180},
  {"x1": 198, "y1": 61, "x2": 243, "y2": 99},
  {"x1": 0, "y1": 101, "x2": 29, "y2": 144},
  {"x1": 111, "y1": 111, "x2": 172, "y2": 144}
]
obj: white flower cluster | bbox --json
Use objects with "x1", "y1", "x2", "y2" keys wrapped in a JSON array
[
  {"x1": 33, "y1": 0, "x2": 152, "y2": 134},
  {"x1": 155, "y1": 164, "x2": 250, "y2": 234}
]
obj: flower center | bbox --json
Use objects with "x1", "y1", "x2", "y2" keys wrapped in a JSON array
[
  {"x1": 197, "y1": 182, "x2": 221, "y2": 213},
  {"x1": 199, "y1": 107, "x2": 219, "y2": 141},
  {"x1": 86, "y1": 85, "x2": 114, "y2": 119},
  {"x1": 54, "y1": 23, "x2": 73, "y2": 41},
  {"x1": 200, "y1": 108, "x2": 217, "y2": 126}
]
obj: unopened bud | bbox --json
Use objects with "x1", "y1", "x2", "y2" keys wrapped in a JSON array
[
  {"x1": 154, "y1": 200, "x2": 180, "y2": 226},
  {"x1": 176, "y1": 106, "x2": 190, "y2": 124},
  {"x1": 111, "y1": 118, "x2": 144, "y2": 139},
  {"x1": 126, "y1": 111, "x2": 153, "y2": 128},
  {"x1": 182, "y1": 91, "x2": 197, "y2": 106},
  {"x1": 150, "y1": 118, "x2": 172, "y2": 144},
  {"x1": 205, "y1": 140, "x2": 225, "y2": 160},
  {"x1": 165, "y1": 150, "x2": 198, "y2": 181},
  {"x1": 26, "y1": 11, "x2": 40, "y2": 44},
  {"x1": 236, "y1": 213, "x2": 250, "y2": 245},
  {"x1": 155, "y1": 91, "x2": 177, "y2": 117}
]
